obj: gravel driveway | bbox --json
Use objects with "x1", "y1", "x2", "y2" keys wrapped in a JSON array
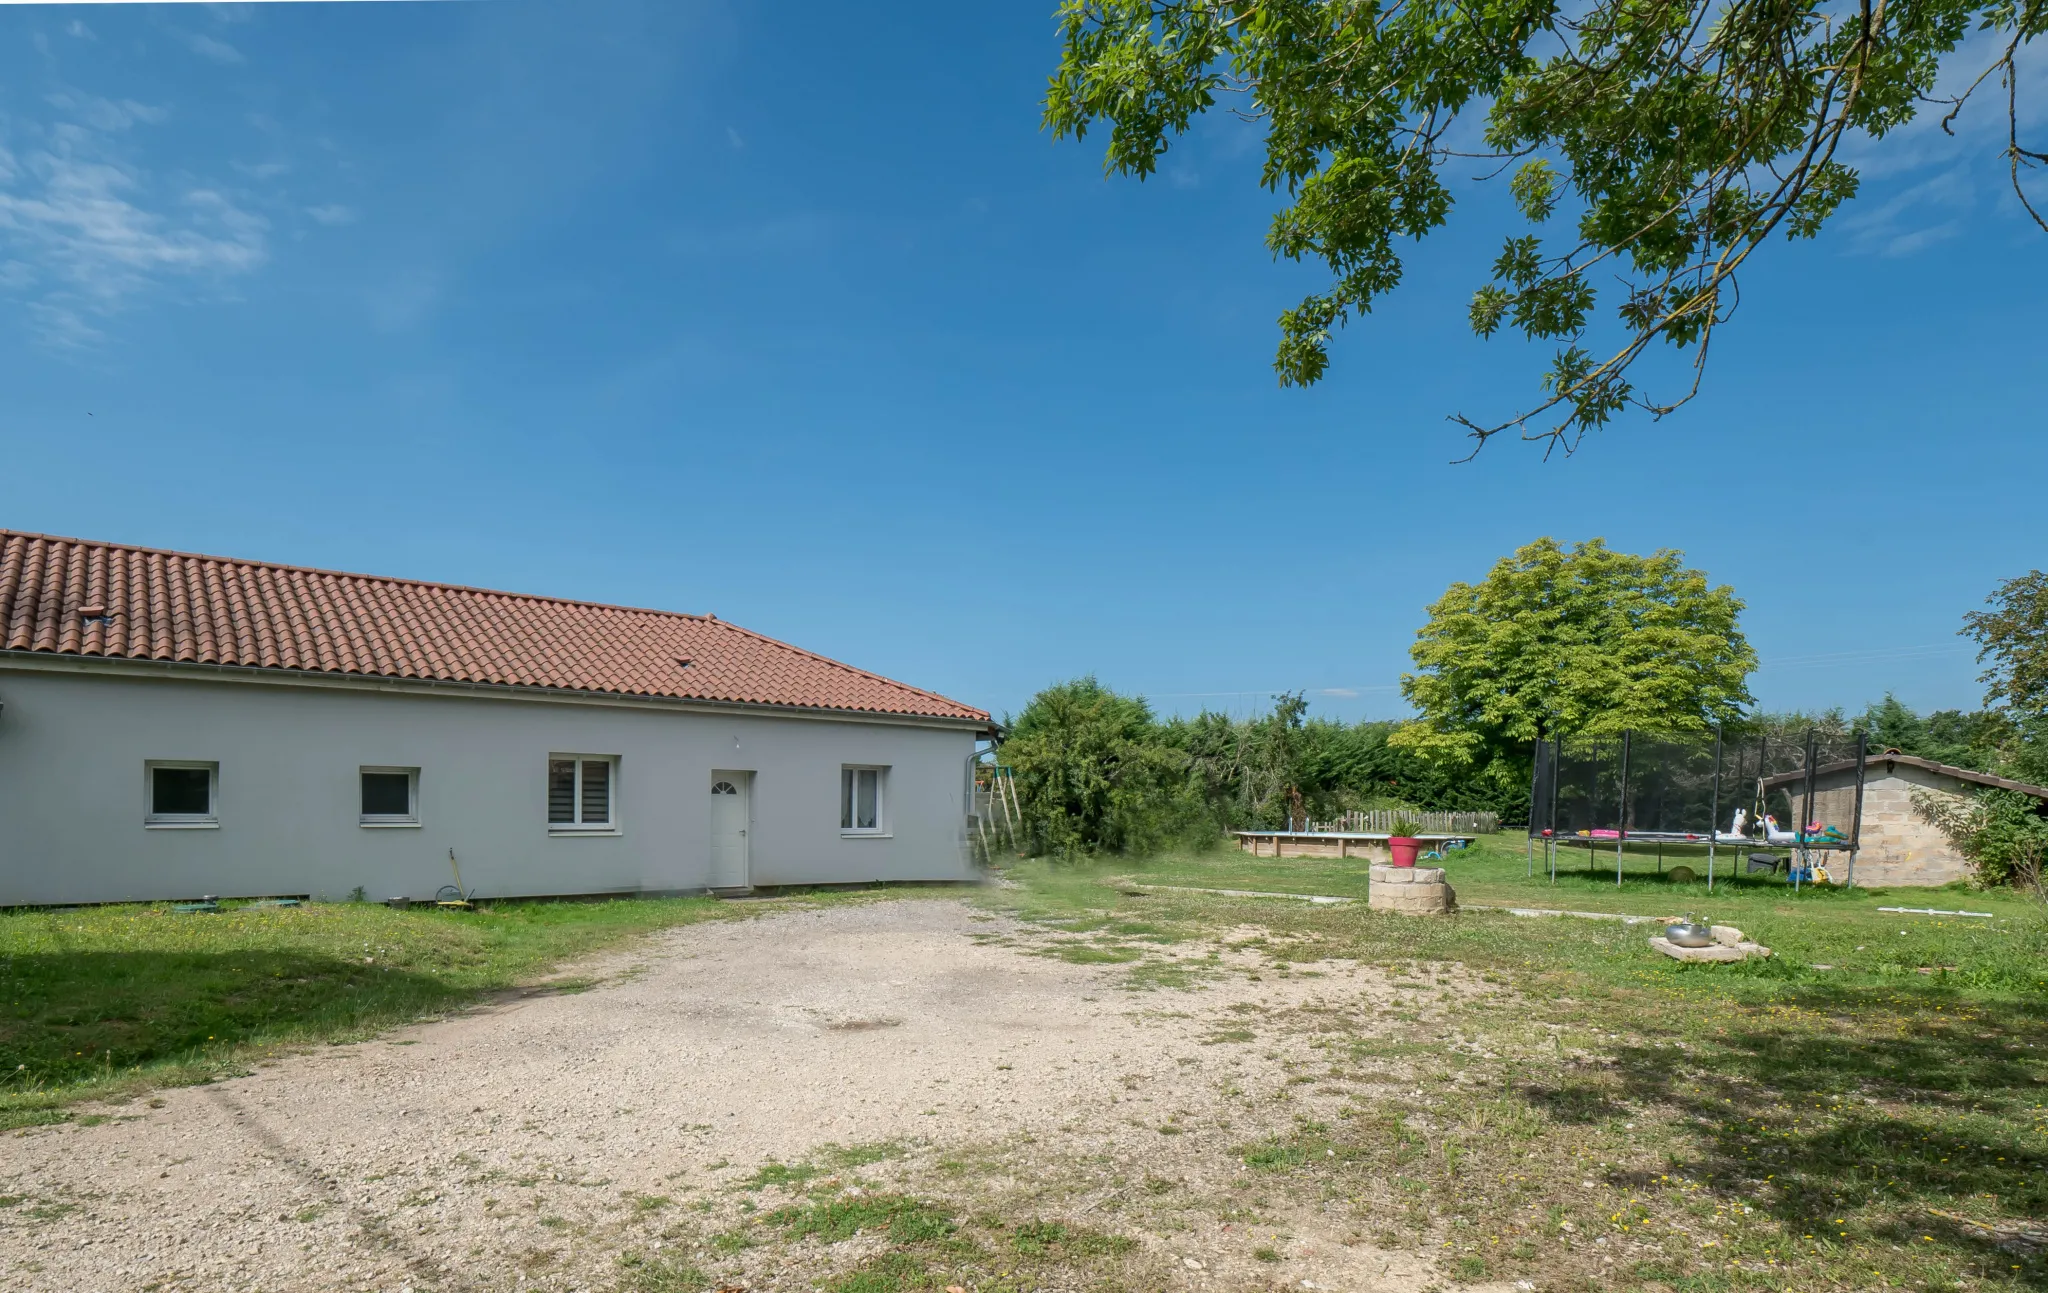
[{"x1": 2, "y1": 898, "x2": 1469, "y2": 1293}]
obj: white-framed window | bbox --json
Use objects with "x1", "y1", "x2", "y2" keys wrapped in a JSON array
[
  {"x1": 548, "y1": 755, "x2": 617, "y2": 831},
  {"x1": 360, "y1": 767, "x2": 420, "y2": 827},
  {"x1": 840, "y1": 765, "x2": 887, "y2": 834},
  {"x1": 146, "y1": 760, "x2": 218, "y2": 828}
]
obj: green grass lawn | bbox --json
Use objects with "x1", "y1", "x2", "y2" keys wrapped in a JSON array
[
  {"x1": 5, "y1": 851, "x2": 2044, "y2": 1293},
  {"x1": 0, "y1": 894, "x2": 765, "y2": 1129},
  {"x1": 981, "y1": 849, "x2": 2048, "y2": 1293},
  {"x1": 1121, "y1": 832, "x2": 2048, "y2": 992}
]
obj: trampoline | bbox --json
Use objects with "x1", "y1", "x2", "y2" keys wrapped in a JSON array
[{"x1": 1527, "y1": 727, "x2": 1869, "y2": 889}]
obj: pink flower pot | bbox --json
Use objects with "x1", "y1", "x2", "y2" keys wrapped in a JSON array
[{"x1": 1388, "y1": 836, "x2": 1423, "y2": 867}]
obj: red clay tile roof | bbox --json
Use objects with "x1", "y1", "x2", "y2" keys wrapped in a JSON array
[{"x1": 0, "y1": 530, "x2": 987, "y2": 723}]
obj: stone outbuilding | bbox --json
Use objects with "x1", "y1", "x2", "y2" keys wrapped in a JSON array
[{"x1": 1761, "y1": 753, "x2": 2048, "y2": 887}]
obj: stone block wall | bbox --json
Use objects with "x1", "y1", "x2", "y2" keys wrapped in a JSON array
[
  {"x1": 1847, "y1": 769, "x2": 1973, "y2": 887},
  {"x1": 1368, "y1": 864, "x2": 1456, "y2": 915},
  {"x1": 1777, "y1": 765, "x2": 1973, "y2": 887}
]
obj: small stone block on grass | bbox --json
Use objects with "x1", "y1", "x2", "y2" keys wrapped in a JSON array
[{"x1": 1648, "y1": 936, "x2": 1772, "y2": 963}]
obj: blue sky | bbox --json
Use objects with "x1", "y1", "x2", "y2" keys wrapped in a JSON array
[{"x1": 1, "y1": 2, "x2": 2042, "y2": 726}]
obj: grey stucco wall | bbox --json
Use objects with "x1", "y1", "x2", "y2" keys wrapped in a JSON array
[{"x1": 0, "y1": 665, "x2": 978, "y2": 905}]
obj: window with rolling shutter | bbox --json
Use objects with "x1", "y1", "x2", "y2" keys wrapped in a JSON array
[
  {"x1": 580, "y1": 759, "x2": 610, "y2": 824},
  {"x1": 548, "y1": 759, "x2": 577, "y2": 823},
  {"x1": 548, "y1": 756, "x2": 616, "y2": 830}
]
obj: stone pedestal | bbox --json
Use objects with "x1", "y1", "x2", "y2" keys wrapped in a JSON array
[
  {"x1": 1649, "y1": 923, "x2": 1771, "y2": 962},
  {"x1": 1648, "y1": 936, "x2": 1771, "y2": 962},
  {"x1": 1368, "y1": 864, "x2": 1457, "y2": 915}
]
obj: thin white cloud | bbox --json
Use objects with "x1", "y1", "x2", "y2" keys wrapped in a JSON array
[
  {"x1": 64, "y1": 21, "x2": 94, "y2": 41},
  {"x1": 1824, "y1": 33, "x2": 2048, "y2": 255},
  {"x1": 364, "y1": 268, "x2": 442, "y2": 332},
  {"x1": 305, "y1": 203, "x2": 357, "y2": 226},
  {"x1": 183, "y1": 33, "x2": 246, "y2": 66},
  {"x1": 1879, "y1": 220, "x2": 1966, "y2": 257},
  {"x1": 670, "y1": 212, "x2": 833, "y2": 258},
  {"x1": 0, "y1": 99, "x2": 268, "y2": 345},
  {"x1": 1838, "y1": 164, "x2": 1976, "y2": 257},
  {"x1": 43, "y1": 93, "x2": 165, "y2": 134},
  {"x1": 1839, "y1": 33, "x2": 2048, "y2": 178},
  {"x1": 726, "y1": 125, "x2": 744, "y2": 150}
]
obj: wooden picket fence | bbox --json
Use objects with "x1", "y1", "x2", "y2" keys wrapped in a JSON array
[{"x1": 1307, "y1": 809, "x2": 1499, "y2": 835}]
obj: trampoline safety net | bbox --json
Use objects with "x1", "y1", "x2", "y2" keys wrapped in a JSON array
[{"x1": 1529, "y1": 728, "x2": 1867, "y2": 850}]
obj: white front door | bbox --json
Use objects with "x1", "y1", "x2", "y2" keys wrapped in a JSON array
[{"x1": 709, "y1": 772, "x2": 751, "y2": 889}]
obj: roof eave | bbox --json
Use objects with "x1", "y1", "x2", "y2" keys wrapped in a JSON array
[{"x1": 0, "y1": 649, "x2": 994, "y2": 731}]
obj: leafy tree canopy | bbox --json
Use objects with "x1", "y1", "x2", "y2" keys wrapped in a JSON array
[
  {"x1": 1045, "y1": 0, "x2": 2045, "y2": 452},
  {"x1": 1395, "y1": 537, "x2": 1755, "y2": 764},
  {"x1": 1859, "y1": 693, "x2": 2013, "y2": 771},
  {"x1": 1964, "y1": 570, "x2": 2048, "y2": 719}
]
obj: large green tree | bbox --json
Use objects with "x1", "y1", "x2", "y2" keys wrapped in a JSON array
[
  {"x1": 1964, "y1": 570, "x2": 2048, "y2": 719},
  {"x1": 1045, "y1": 0, "x2": 2045, "y2": 452},
  {"x1": 1394, "y1": 537, "x2": 1755, "y2": 764}
]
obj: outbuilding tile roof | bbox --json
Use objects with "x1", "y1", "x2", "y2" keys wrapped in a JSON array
[
  {"x1": 0, "y1": 530, "x2": 987, "y2": 723},
  {"x1": 1764, "y1": 752, "x2": 2048, "y2": 800}
]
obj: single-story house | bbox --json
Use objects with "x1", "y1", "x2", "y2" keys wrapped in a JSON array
[
  {"x1": 0, "y1": 530, "x2": 993, "y2": 906},
  {"x1": 1761, "y1": 752, "x2": 2048, "y2": 887}
]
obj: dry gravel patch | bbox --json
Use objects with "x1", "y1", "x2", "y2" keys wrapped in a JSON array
[{"x1": 1, "y1": 898, "x2": 1508, "y2": 1293}]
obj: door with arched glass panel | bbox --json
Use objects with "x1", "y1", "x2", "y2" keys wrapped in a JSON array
[{"x1": 709, "y1": 772, "x2": 751, "y2": 889}]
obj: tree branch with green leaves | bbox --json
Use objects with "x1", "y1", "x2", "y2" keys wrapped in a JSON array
[
  {"x1": 1964, "y1": 570, "x2": 2048, "y2": 720},
  {"x1": 1045, "y1": 0, "x2": 2045, "y2": 454}
]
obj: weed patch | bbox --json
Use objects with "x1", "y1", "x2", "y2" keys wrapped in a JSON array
[
  {"x1": 618, "y1": 1252, "x2": 711, "y2": 1292},
  {"x1": 740, "y1": 1161, "x2": 819, "y2": 1191},
  {"x1": 1008, "y1": 1219, "x2": 1134, "y2": 1258},
  {"x1": 1041, "y1": 944, "x2": 1143, "y2": 965},
  {"x1": 827, "y1": 1252, "x2": 936, "y2": 1292},
  {"x1": 767, "y1": 1193, "x2": 955, "y2": 1245},
  {"x1": 820, "y1": 1141, "x2": 910, "y2": 1169}
]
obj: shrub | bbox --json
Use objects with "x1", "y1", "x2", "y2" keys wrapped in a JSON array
[
  {"x1": 1000, "y1": 679, "x2": 1529, "y2": 858},
  {"x1": 1913, "y1": 787, "x2": 2048, "y2": 894},
  {"x1": 1002, "y1": 678, "x2": 1212, "y2": 857}
]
